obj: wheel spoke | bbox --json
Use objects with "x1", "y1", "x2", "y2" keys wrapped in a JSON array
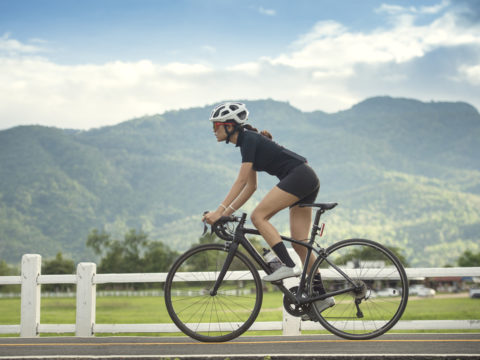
[
  {"x1": 164, "y1": 244, "x2": 262, "y2": 342},
  {"x1": 312, "y1": 239, "x2": 408, "y2": 339}
]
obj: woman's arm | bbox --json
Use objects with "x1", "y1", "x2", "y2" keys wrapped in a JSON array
[
  {"x1": 222, "y1": 167, "x2": 257, "y2": 216},
  {"x1": 204, "y1": 162, "x2": 256, "y2": 224}
]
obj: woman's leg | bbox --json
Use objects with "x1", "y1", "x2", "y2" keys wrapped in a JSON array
[
  {"x1": 250, "y1": 186, "x2": 299, "y2": 248},
  {"x1": 253, "y1": 186, "x2": 302, "y2": 280},
  {"x1": 290, "y1": 205, "x2": 333, "y2": 316},
  {"x1": 290, "y1": 205, "x2": 317, "y2": 273}
]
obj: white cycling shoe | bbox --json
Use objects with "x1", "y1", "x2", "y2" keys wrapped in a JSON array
[
  {"x1": 314, "y1": 296, "x2": 335, "y2": 313},
  {"x1": 302, "y1": 296, "x2": 335, "y2": 321},
  {"x1": 262, "y1": 264, "x2": 302, "y2": 282}
]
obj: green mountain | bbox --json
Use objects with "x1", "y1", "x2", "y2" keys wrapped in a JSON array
[{"x1": 1, "y1": 97, "x2": 479, "y2": 266}]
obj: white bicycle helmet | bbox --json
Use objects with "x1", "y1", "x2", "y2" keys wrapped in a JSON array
[{"x1": 209, "y1": 102, "x2": 249, "y2": 125}]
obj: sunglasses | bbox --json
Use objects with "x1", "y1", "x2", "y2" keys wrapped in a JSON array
[
  {"x1": 213, "y1": 122, "x2": 225, "y2": 131},
  {"x1": 213, "y1": 121, "x2": 235, "y2": 131},
  {"x1": 213, "y1": 121, "x2": 232, "y2": 132}
]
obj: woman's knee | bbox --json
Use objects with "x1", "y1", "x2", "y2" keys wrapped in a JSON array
[
  {"x1": 251, "y1": 209, "x2": 270, "y2": 227},
  {"x1": 250, "y1": 211, "x2": 261, "y2": 227}
]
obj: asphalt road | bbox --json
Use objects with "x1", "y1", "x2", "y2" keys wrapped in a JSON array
[{"x1": 0, "y1": 333, "x2": 479, "y2": 359}]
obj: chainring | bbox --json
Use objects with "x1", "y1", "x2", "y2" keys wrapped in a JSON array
[{"x1": 283, "y1": 286, "x2": 311, "y2": 317}]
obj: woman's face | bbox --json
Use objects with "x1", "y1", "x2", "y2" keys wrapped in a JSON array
[{"x1": 213, "y1": 122, "x2": 229, "y2": 142}]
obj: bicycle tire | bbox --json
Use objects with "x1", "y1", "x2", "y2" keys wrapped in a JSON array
[
  {"x1": 164, "y1": 243, "x2": 263, "y2": 342},
  {"x1": 308, "y1": 238, "x2": 408, "y2": 340}
]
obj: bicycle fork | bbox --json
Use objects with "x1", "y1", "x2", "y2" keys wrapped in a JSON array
[
  {"x1": 209, "y1": 213, "x2": 248, "y2": 296},
  {"x1": 209, "y1": 240, "x2": 239, "y2": 296}
]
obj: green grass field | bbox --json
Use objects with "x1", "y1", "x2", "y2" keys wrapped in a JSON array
[{"x1": 0, "y1": 292, "x2": 479, "y2": 336}]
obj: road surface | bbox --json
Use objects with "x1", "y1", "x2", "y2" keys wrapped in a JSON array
[{"x1": 0, "y1": 333, "x2": 479, "y2": 359}]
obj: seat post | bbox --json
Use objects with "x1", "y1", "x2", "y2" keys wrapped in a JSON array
[
  {"x1": 313, "y1": 208, "x2": 324, "y2": 226},
  {"x1": 309, "y1": 208, "x2": 324, "y2": 242}
]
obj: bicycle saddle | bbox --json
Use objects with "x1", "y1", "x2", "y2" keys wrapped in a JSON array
[{"x1": 299, "y1": 202, "x2": 338, "y2": 210}]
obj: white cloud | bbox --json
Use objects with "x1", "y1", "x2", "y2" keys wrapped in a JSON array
[
  {"x1": 202, "y1": 45, "x2": 216, "y2": 54},
  {"x1": 376, "y1": 0, "x2": 450, "y2": 15},
  {"x1": 258, "y1": 7, "x2": 276, "y2": 16},
  {"x1": 375, "y1": 4, "x2": 411, "y2": 15},
  {"x1": 0, "y1": 33, "x2": 46, "y2": 56},
  {"x1": 1, "y1": 1, "x2": 479, "y2": 130},
  {"x1": 269, "y1": 10, "x2": 480, "y2": 71},
  {"x1": 0, "y1": 57, "x2": 216, "y2": 129},
  {"x1": 273, "y1": 20, "x2": 420, "y2": 69},
  {"x1": 419, "y1": 0, "x2": 450, "y2": 14},
  {"x1": 458, "y1": 64, "x2": 480, "y2": 85},
  {"x1": 227, "y1": 61, "x2": 262, "y2": 75},
  {"x1": 161, "y1": 62, "x2": 212, "y2": 75}
]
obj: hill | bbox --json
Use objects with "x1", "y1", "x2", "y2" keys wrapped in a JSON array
[{"x1": 0, "y1": 97, "x2": 479, "y2": 266}]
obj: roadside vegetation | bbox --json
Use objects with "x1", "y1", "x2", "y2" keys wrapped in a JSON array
[
  {"x1": 1, "y1": 237, "x2": 479, "y2": 336},
  {"x1": 0, "y1": 292, "x2": 479, "y2": 337}
]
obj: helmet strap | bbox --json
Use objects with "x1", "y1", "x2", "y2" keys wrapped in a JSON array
[{"x1": 224, "y1": 123, "x2": 239, "y2": 144}]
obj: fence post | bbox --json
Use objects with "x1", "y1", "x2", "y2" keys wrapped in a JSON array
[
  {"x1": 76, "y1": 262, "x2": 96, "y2": 336},
  {"x1": 282, "y1": 277, "x2": 301, "y2": 336},
  {"x1": 20, "y1": 254, "x2": 41, "y2": 337}
]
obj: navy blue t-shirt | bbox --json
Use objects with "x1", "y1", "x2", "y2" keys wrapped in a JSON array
[{"x1": 235, "y1": 129, "x2": 306, "y2": 180}]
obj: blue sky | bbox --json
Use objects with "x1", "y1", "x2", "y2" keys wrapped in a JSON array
[
  {"x1": 1, "y1": 0, "x2": 406, "y2": 65},
  {"x1": 0, "y1": 0, "x2": 479, "y2": 129}
]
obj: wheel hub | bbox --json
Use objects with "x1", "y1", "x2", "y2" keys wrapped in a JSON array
[{"x1": 352, "y1": 280, "x2": 368, "y2": 299}]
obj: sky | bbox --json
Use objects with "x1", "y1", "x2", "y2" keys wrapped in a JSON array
[{"x1": 0, "y1": 0, "x2": 479, "y2": 130}]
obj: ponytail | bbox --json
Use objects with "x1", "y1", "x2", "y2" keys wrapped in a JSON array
[
  {"x1": 260, "y1": 130, "x2": 273, "y2": 140},
  {"x1": 243, "y1": 124, "x2": 273, "y2": 140}
]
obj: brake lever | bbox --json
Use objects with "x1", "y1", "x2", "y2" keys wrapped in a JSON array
[
  {"x1": 202, "y1": 221, "x2": 208, "y2": 235},
  {"x1": 202, "y1": 211, "x2": 209, "y2": 235},
  {"x1": 203, "y1": 212, "x2": 238, "y2": 238}
]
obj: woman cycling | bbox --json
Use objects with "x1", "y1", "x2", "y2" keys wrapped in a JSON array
[{"x1": 203, "y1": 102, "x2": 334, "y2": 314}]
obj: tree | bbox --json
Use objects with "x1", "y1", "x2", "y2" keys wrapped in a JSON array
[
  {"x1": 457, "y1": 250, "x2": 480, "y2": 267},
  {"x1": 187, "y1": 232, "x2": 267, "y2": 271},
  {"x1": 332, "y1": 245, "x2": 408, "y2": 267},
  {"x1": 85, "y1": 228, "x2": 179, "y2": 288},
  {"x1": 144, "y1": 242, "x2": 179, "y2": 272},
  {"x1": 42, "y1": 252, "x2": 75, "y2": 292},
  {"x1": 86, "y1": 229, "x2": 111, "y2": 255},
  {"x1": 0, "y1": 260, "x2": 16, "y2": 276},
  {"x1": 0, "y1": 260, "x2": 19, "y2": 293},
  {"x1": 194, "y1": 232, "x2": 220, "y2": 247},
  {"x1": 122, "y1": 229, "x2": 149, "y2": 272}
]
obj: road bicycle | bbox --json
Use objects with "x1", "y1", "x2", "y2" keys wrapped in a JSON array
[{"x1": 164, "y1": 203, "x2": 409, "y2": 342}]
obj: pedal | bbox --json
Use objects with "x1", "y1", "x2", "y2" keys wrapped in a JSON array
[{"x1": 301, "y1": 307, "x2": 319, "y2": 322}]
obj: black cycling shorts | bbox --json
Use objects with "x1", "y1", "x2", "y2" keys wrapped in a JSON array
[{"x1": 277, "y1": 163, "x2": 320, "y2": 207}]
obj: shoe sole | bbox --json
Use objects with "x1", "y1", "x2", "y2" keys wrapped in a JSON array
[
  {"x1": 314, "y1": 299, "x2": 335, "y2": 313},
  {"x1": 301, "y1": 298, "x2": 335, "y2": 321},
  {"x1": 263, "y1": 273, "x2": 300, "y2": 282},
  {"x1": 262, "y1": 269, "x2": 301, "y2": 282}
]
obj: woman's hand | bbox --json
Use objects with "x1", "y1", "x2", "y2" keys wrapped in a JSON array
[{"x1": 202, "y1": 210, "x2": 222, "y2": 225}]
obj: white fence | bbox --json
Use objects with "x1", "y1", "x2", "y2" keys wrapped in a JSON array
[{"x1": 0, "y1": 254, "x2": 479, "y2": 337}]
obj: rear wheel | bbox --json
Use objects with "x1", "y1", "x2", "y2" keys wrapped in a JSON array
[
  {"x1": 308, "y1": 239, "x2": 408, "y2": 340},
  {"x1": 164, "y1": 243, "x2": 263, "y2": 342}
]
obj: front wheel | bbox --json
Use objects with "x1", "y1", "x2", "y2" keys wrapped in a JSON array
[
  {"x1": 308, "y1": 239, "x2": 408, "y2": 340},
  {"x1": 164, "y1": 243, "x2": 263, "y2": 342}
]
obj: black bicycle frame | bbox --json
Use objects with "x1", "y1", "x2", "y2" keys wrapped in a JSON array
[{"x1": 211, "y1": 210, "x2": 358, "y2": 306}]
